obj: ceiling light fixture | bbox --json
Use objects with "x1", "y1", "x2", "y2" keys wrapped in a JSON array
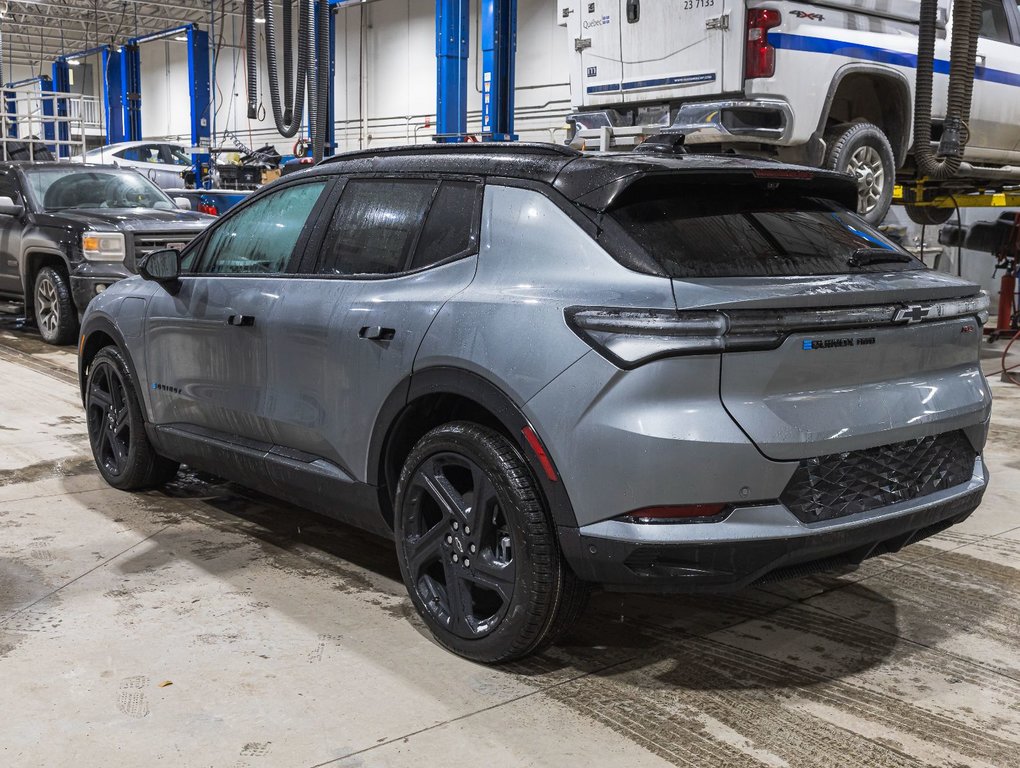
[
  {"x1": 254, "y1": 16, "x2": 266, "y2": 23},
  {"x1": 173, "y1": 34, "x2": 188, "y2": 41}
]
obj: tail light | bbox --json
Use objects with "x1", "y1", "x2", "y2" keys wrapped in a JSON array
[
  {"x1": 565, "y1": 295, "x2": 989, "y2": 369},
  {"x1": 746, "y1": 8, "x2": 781, "y2": 79},
  {"x1": 565, "y1": 307, "x2": 780, "y2": 368}
]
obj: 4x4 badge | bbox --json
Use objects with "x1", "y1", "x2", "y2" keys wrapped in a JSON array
[{"x1": 894, "y1": 305, "x2": 930, "y2": 324}]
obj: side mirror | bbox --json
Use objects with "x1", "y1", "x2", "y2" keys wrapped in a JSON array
[
  {"x1": 0, "y1": 195, "x2": 25, "y2": 217},
  {"x1": 138, "y1": 248, "x2": 181, "y2": 283},
  {"x1": 173, "y1": 196, "x2": 192, "y2": 210}
]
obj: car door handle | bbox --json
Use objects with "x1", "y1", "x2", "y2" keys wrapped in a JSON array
[
  {"x1": 359, "y1": 325, "x2": 395, "y2": 341},
  {"x1": 226, "y1": 314, "x2": 255, "y2": 327}
]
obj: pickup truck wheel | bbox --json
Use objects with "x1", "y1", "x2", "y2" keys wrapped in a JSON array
[
  {"x1": 824, "y1": 122, "x2": 895, "y2": 224},
  {"x1": 904, "y1": 203, "x2": 955, "y2": 226},
  {"x1": 33, "y1": 266, "x2": 79, "y2": 346},
  {"x1": 85, "y1": 346, "x2": 180, "y2": 490},
  {"x1": 394, "y1": 422, "x2": 585, "y2": 663}
]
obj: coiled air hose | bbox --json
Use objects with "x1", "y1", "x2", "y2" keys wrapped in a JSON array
[
  {"x1": 245, "y1": 0, "x2": 258, "y2": 120},
  {"x1": 245, "y1": 0, "x2": 330, "y2": 158},
  {"x1": 913, "y1": 0, "x2": 983, "y2": 179}
]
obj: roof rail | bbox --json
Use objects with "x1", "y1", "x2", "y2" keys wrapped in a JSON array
[{"x1": 320, "y1": 141, "x2": 582, "y2": 165}]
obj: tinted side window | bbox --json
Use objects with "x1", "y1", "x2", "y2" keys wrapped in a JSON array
[
  {"x1": 317, "y1": 179, "x2": 436, "y2": 275},
  {"x1": 116, "y1": 144, "x2": 161, "y2": 163},
  {"x1": 186, "y1": 181, "x2": 327, "y2": 274},
  {"x1": 409, "y1": 181, "x2": 482, "y2": 270},
  {"x1": 0, "y1": 171, "x2": 22, "y2": 201}
]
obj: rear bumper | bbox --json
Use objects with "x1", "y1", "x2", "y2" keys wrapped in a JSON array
[
  {"x1": 669, "y1": 99, "x2": 794, "y2": 144},
  {"x1": 558, "y1": 457, "x2": 988, "y2": 593}
]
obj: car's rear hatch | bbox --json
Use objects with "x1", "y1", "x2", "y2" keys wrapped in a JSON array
[{"x1": 601, "y1": 171, "x2": 991, "y2": 461}]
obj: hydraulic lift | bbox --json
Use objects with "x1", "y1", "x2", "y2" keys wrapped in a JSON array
[
  {"x1": 51, "y1": 46, "x2": 110, "y2": 158},
  {"x1": 103, "y1": 24, "x2": 212, "y2": 186},
  {"x1": 435, "y1": 0, "x2": 518, "y2": 142}
]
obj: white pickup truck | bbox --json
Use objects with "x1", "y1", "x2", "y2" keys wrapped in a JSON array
[{"x1": 559, "y1": 0, "x2": 1020, "y2": 223}]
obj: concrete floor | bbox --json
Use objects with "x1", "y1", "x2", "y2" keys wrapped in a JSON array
[{"x1": 1, "y1": 311, "x2": 1019, "y2": 768}]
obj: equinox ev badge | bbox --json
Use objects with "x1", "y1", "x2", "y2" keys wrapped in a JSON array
[
  {"x1": 894, "y1": 304, "x2": 930, "y2": 324},
  {"x1": 803, "y1": 337, "x2": 876, "y2": 350}
]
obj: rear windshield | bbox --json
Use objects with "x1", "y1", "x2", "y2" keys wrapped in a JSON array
[{"x1": 605, "y1": 188, "x2": 922, "y2": 278}]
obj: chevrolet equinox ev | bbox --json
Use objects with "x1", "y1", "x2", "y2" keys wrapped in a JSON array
[{"x1": 78, "y1": 142, "x2": 991, "y2": 662}]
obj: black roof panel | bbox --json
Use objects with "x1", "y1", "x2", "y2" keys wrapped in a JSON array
[{"x1": 301, "y1": 142, "x2": 860, "y2": 212}]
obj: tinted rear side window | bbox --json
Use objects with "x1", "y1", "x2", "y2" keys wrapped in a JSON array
[
  {"x1": 606, "y1": 187, "x2": 922, "y2": 278},
  {"x1": 409, "y1": 181, "x2": 482, "y2": 270},
  {"x1": 317, "y1": 179, "x2": 436, "y2": 275}
]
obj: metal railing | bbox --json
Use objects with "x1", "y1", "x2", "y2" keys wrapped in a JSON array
[
  {"x1": 0, "y1": 86, "x2": 87, "y2": 160},
  {"x1": 67, "y1": 96, "x2": 102, "y2": 129}
]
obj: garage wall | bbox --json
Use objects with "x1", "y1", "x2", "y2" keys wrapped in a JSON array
[{"x1": 136, "y1": 0, "x2": 572, "y2": 154}]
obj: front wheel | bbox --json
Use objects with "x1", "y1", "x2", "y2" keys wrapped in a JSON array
[
  {"x1": 824, "y1": 121, "x2": 896, "y2": 225},
  {"x1": 394, "y1": 422, "x2": 588, "y2": 663},
  {"x1": 85, "y1": 346, "x2": 180, "y2": 490},
  {"x1": 34, "y1": 266, "x2": 79, "y2": 346}
]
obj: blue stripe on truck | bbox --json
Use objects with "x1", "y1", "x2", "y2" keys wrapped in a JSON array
[
  {"x1": 769, "y1": 32, "x2": 1020, "y2": 88},
  {"x1": 587, "y1": 72, "x2": 716, "y2": 94}
]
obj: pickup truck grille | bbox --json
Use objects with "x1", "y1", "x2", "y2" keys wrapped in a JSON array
[
  {"x1": 130, "y1": 232, "x2": 200, "y2": 269},
  {"x1": 780, "y1": 431, "x2": 977, "y2": 524}
]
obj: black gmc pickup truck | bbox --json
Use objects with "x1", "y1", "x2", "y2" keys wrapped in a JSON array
[{"x1": 0, "y1": 162, "x2": 212, "y2": 345}]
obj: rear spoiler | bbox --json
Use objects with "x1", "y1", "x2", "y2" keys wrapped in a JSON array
[{"x1": 567, "y1": 167, "x2": 860, "y2": 214}]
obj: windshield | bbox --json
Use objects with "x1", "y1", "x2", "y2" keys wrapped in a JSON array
[
  {"x1": 605, "y1": 187, "x2": 922, "y2": 278},
  {"x1": 23, "y1": 167, "x2": 175, "y2": 212}
]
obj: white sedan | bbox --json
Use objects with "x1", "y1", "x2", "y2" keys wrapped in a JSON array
[{"x1": 73, "y1": 141, "x2": 193, "y2": 189}]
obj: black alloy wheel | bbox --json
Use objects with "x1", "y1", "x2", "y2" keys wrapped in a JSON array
[
  {"x1": 402, "y1": 450, "x2": 517, "y2": 639},
  {"x1": 86, "y1": 356, "x2": 132, "y2": 479},
  {"x1": 85, "y1": 346, "x2": 180, "y2": 490},
  {"x1": 394, "y1": 422, "x2": 589, "y2": 663}
]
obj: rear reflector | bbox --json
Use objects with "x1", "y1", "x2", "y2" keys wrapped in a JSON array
[
  {"x1": 752, "y1": 168, "x2": 814, "y2": 180},
  {"x1": 625, "y1": 504, "x2": 728, "y2": 523},
  {"x1": 522, "y1": 425, "x2": 558, "y2": 482}
]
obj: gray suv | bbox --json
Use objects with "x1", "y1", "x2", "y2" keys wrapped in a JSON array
[{"x1": 78, "y1": 142, "x2": 991, "y2": 662}]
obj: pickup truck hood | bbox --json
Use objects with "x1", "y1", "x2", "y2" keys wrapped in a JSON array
[{"x1": 35, "y1": 208, "x2": 212, "y2": 231}]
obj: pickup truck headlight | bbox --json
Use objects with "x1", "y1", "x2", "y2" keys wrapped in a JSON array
[{"x1": 82, "y1": 232, "x2": 126, "y2": 262}]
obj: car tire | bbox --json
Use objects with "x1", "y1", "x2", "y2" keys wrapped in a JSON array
[
  {"x1": 824, "y1": 121, "x2": 896, "y2": 225},
  {"x1": 394, "y1": 421, "x2": 586, "y2": 663},
  {"x1": 85, "y1": 346, "x2": 180, "y2": 490},
  {"x1": 904, "y1": 203, "x2": 956, "y2": 226},
  {"x1": 33, "y1": 266, "x2": 79, "y2": 346}
]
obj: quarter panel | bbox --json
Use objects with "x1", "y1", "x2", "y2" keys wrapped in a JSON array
[
  {"x1": 415, "y1": 184, "x2": 678, "y2": 404},
  {"x1": 524, "y1": 351, "x2": 794, "y2": 527}
]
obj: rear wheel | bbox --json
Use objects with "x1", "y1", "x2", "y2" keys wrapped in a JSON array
[
  {"x1": 394, "y1": 422, "x2": 586, "y2": 663},
  {"x1": 85, "y1": 346, "x2": 179, "y2": 490},
  {"x1": 824, "y1": 121, "x2": 896, "y2": 225},
  {"x1": 34, "y1": 266, "x2": 78, "y2": 346}
]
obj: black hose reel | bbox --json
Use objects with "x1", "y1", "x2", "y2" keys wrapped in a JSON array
[{"x1": 246, "y1": 0, "x2": 331, "y2": 162}]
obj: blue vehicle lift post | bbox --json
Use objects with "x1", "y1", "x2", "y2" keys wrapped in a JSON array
[
  {"x1": 102, "y1": 46, "x2": 128, "y2": 144},
  {"x1": 52, "y1": 46, "x2": 109, "y2": 157},
  {"x1": 435, "y1": 0, "x2": 470, "y2": 142},
  {"x1": 480, "y1": 0, "x2": 517, "y2": 141},
  {"x1": 117, "y1": 24, "x2": 211, "y2": 186}
]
